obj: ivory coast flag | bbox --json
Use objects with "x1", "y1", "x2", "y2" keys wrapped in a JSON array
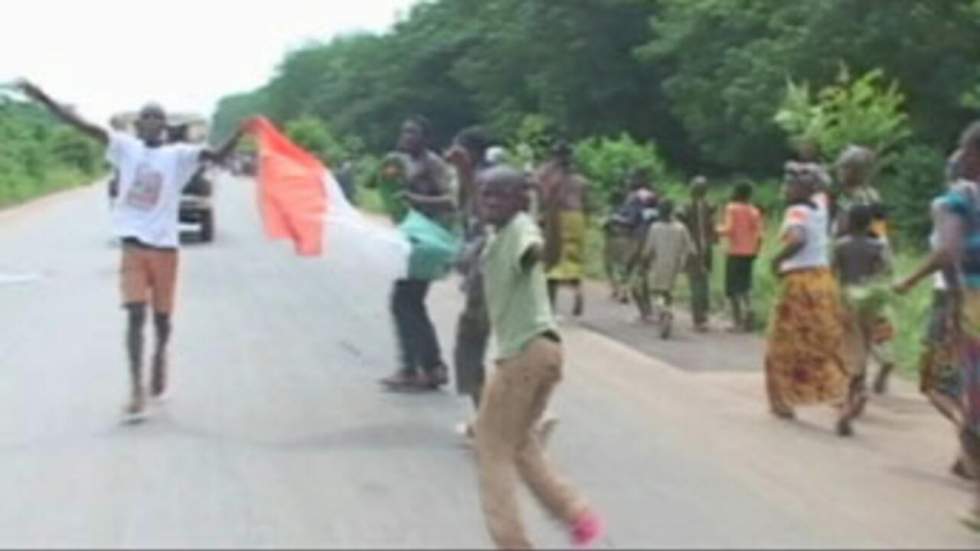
[
  {"x1": 247, "y1": 117, "x2": 328, "y2": 256},
  {"x1": 245, "y1": 117, "x2": 410, "y2": 277}
]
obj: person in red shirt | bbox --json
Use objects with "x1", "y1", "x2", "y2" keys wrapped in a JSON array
[{"x1": 716, "y1": 182, "x2": 764, "y2": 332}]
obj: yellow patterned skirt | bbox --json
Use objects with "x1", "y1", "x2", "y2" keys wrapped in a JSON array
[
  {"x1": 765, "y1": 268, "x2": 849, "y2": 410},
  {"x1": 547, "y1": 211, "x2": 586, "y2": 282}
]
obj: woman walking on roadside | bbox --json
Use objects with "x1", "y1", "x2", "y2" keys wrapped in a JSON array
[
  {"x1": 894, "y1": 122, "x2": 980, "y2": 529},
  {"x1": 764, "y1": 162, "x2": 854, "y2": 434}
]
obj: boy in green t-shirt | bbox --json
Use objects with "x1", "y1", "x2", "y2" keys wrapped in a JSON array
[{"x1": 475, "y1": 166, "x2": 604, "y2": 549}]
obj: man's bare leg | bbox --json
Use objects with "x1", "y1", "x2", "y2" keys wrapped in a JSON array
[
  {"x1": 124, "y1": 303, "x2": 147, "y2": 415},
  {"x1": 572, "y1": 280, "x2": 584, "y2": 317},
  {"x1": 958, "y1": 429, "x2": 980, "y2": 530},
  {"x1": 727, "y1": 297, "x2": 741, "y2": 332}
]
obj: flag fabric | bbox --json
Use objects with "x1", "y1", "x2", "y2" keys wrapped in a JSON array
[
  {"x1": 245, "y1": 117, "x2": 411, "y2": 280},
  {"x1": 399, "y1": 210, "x2": 460, "y2": 281},
  {"x1": 247, "y1": 117, "x2": 328, "y2": 256}
]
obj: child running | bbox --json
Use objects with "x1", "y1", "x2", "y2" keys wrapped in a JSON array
[
  {"x1": 475, "y1": 165, "x2": 604, "y2": 549},
  {"x1": 832, "y1": 205, "x2": 894, "y2": 436}
]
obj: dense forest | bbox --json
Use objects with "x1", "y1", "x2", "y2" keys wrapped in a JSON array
[{"x1": 213, "y1": 0, "x2": 980, "y2": 244}]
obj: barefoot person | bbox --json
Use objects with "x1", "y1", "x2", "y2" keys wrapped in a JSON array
[
  {"x1": 446, "y1": 127, "x2": 493, "y2": 426},
  {"x1": 716, "y1": 182, "x2": 763, "y2": 332},
  {"x1": 634, "y1": 200, "x2": 692, "y2": 337},
  {"x1": 679, "y1": 176, "x2": 716, "y2": 332},
  {"x1": 448, "y1": 129, "x2": 559, "y2": 442},
  {"x1": 894, "y1": 122, "x2": 980, "y2": 529},
  {"x1": 17, "y1": 80, "x2": 246, "y2": 417},
  {"x1": 475, "y1": 166, "x2": 604, "y2": 549},
  {"x1": 895, "y1": 150, "x2": 971, "y2": 480},
  {"x1": 832, "y1": 205, "x2": 893, "y2": 435},
  {"x1": 833, "y1": 145, "x2": 896, "y2": 392},
  {"x1": 535, "y1": 141, "x2": 590, "y2": 317},
  {"x1": 765, "y1": 162, "x2": 852, "y2": 433},
  {"x1": 605, "y1": 169, "x2": 657, "y2": 304}
]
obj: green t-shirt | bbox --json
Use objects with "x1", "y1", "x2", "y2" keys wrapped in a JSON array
[{"x1": 482, "y1": 212, "x2": 559, "y2": 360}]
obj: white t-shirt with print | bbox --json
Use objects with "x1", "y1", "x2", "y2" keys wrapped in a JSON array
[{"x1": 106, "y1": 132, "x2": 204, "y2": 248}]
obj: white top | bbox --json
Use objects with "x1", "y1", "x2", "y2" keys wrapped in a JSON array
[
  {"x1": 928, "y1": 229, "x2": 947, "y2": 290},
  {"x1": 779, "y1": 192, "x2": 830, "y2": 273},
  {"x1": 107, "y1": 132, "x2": 204, "y2": 248}
]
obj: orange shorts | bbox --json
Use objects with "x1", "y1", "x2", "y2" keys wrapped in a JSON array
[{"x1": 120, "y1": 244, "x2": 179, "y2": 313}]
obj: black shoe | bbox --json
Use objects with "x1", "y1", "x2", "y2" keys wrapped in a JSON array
[{"x1": 419, "y1": 365, "x2": 449, "y2": 389}]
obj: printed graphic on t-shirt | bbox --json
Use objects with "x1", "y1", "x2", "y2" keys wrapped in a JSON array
[{"x1": 125, "y1": 163, "x2": 164, "y2": 211}]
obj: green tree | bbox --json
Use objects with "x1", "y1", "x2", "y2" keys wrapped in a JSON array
[
  {"x1": 211, "y1": 89, "x2": 269, "y2": 143},
  {"x1": 50, "y1": 127, "x2": 100, "y2": 175},
  {"x1": 284, "y1": 116, "x2": 352, "y2": 165},
  {"x1": 0, "y1": 98, "x2": 101, "y2": 204},
  {"x1": 211, "y1": 0, "x2": 980, "y2": 213},
  {"x1": 638, "y1": 0, "x2": 980, "y2": 173},
  {"x1": 573, "y1": 133, "x2": 668, "y2": 208},
  {"x1": 774, "y1": 67, "x2": 911, "y2": 162}
]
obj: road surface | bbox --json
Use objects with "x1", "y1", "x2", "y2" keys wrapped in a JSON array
[{"x1": 0, "y1": 174, "x2": 976, "y2": 548}]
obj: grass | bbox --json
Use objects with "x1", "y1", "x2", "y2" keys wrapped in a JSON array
[{"x1": 0, "y1": 167, "x2": 98, "y2": 208}]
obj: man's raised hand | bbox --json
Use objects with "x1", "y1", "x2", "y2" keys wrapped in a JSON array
[{"x1": 14, "y1": 79, "x2": 43, "y2": 101}]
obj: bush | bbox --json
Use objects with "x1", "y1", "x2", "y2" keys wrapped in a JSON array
[
  {"x1": 351, "y1": 153, "x2": 384, "y2": 211},
  {"x1": 0, "y1": 100, "x2": 99, "y2": 205},
  {"x1": 284, "y1": 116, "x2": 360, "y2": 166},
  {"x1": 50, "y1": 128, "x2": 100, "y2": 175},
  {"x1": 879, "y1": 144, "x2": 947, "y2": 249},
  {"x1": 572, "y1": 133, "x2": 668, "y2": 209},
  {"x1": 510, "y1": 114, "x2": 557, "y2": 168},
  {"x1": 774, "y1": 67, "x2": 911, "y2": 161}
]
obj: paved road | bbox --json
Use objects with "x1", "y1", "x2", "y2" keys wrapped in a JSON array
[{"x1": 0, "y1": 175, "x2": 976, "y2": 548}]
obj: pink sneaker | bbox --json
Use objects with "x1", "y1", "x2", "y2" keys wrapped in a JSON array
[{"x1": 570, "y1": 510, "x2": 605, "y2": 548}]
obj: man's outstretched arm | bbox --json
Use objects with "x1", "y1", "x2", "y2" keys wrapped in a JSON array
[
  {"x1": 201, "y1": 124, "x2": 249, "y2": 164},
  {"x1": 17, "y1": 80, "x2": 108, "y2": 145}
]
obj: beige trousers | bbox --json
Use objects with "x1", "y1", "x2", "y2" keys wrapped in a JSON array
[{"x1": 475, "y1": 336, "x2": 588, "y2": 549}]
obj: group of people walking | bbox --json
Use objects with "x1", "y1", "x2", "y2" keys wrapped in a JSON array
[
  {"x1": 601, "y1": 132, "x2": 980, "y2": 528},
  {"x1": 13, "y1": 70, "x2": 980, "y2": 539},
  {"x1": 604, "y1": 173, "x2": 763, "y2": 336},
  {"x1": 370, "y1": 111, "x2": 980, "y2": 532},
  {"x1": 767, "y1": 134, "x2": 980, "y2": 528}
]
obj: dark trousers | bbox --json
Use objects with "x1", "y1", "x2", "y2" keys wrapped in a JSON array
[
  {"x1": 688, "y1": 268, "x2": 710, "y2": 325},
  {"x1": 454, "y1": 278, "x2": 490, "y2": 400},
  {"x1": 391, "y1": 279, "x2": 443, "y2": 374}
]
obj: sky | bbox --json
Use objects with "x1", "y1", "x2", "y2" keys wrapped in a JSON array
[{"x1": 1, "y1": 0, "x2": 417, "y2": 124}]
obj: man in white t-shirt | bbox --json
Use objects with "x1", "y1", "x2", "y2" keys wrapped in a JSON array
[{"x1": 17, "y1": 79, "x2": 247, "y2": 418}]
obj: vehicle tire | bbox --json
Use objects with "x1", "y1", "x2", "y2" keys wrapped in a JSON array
[{"x1": 200, "y1": 210, "x2": 214, "y2": 242}]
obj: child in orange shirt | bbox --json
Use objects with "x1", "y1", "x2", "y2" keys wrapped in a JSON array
[{"x1": 717, "y1": 183, "x2": 764, "y2": 332}]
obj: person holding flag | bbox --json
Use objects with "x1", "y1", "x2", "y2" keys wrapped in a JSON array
[{"x1": 15, "y1": 79, "x2": 246, "y2": 418}]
